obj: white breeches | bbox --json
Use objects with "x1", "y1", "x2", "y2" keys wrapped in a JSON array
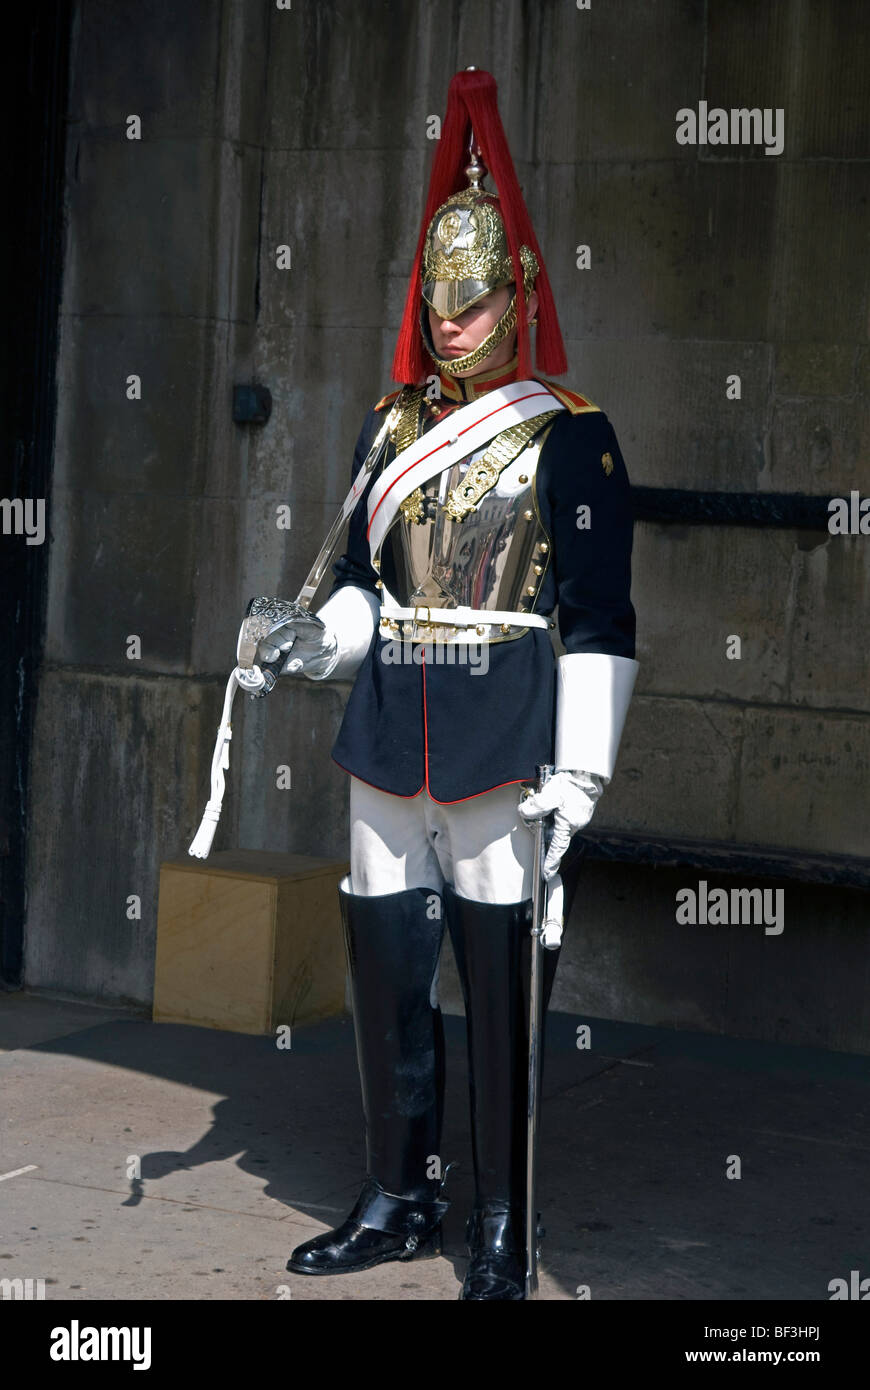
[{"x1": 348, "y1": 776, "x2": 536, "y2": 904}]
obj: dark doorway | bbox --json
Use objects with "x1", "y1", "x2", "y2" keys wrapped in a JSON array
[{"x1": 0, "y1": 1, "x2": 72, "y2": 985}]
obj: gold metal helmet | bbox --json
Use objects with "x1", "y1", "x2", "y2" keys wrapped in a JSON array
[{"x1": 420, "y1": 146, "x2": 538, "y2": 374}]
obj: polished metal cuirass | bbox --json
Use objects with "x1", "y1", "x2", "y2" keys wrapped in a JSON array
[{"x1": 381, "y1": 429, "x2": 554, "y2": 642}]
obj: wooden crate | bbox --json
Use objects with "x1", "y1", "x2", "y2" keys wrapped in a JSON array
[{"x1": 153, "y1": 850, "x2": 349, "y2": 1036}]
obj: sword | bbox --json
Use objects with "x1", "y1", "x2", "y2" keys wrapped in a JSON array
[
  {"x1": 235, "y1": 389, "x2": 408, "y2": 697},
  {"x1": 188, "y1": 391, "x2": 406, "y2": 857},
  {"x1": 525, "y1": 760, "x2": 557, "y2": 1300}
]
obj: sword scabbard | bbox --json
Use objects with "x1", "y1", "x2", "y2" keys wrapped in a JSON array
[{"x1": 526, "y1": 761, "x2": 554, "y2": 1299}]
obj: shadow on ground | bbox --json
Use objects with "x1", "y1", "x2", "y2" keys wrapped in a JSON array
[{"x1": 1, "y1": 992, "x2": 868, "y2": 1300}]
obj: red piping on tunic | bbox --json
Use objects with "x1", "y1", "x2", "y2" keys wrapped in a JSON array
[
  {"x1": 330, "y1": 651, "x2": 532, "y2": 805},
  {"x1": 331, "y1": 760, "x2": 531, "y2": 806},
  {"x1": 420, "y1": 654, "x2": 531, "y2": 802}
]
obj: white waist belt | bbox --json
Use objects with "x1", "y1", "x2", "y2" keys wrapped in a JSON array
[{"x1": 379, "y1": 604, "x2": 550, "y2": 631}]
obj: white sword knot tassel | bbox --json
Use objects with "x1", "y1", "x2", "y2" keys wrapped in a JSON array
[{"x1": 188, "y1": 670, "x2": 241, "y2": 858}]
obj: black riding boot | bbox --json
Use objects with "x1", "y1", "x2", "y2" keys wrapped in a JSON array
[
  {"x1": 287, "y1": 883, "x2": 449, "y2": 1276},
  {"x1": 444, "y1": 884, "x2": 561, "y2": 1300}
]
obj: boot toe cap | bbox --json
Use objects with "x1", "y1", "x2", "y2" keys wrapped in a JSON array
[
  {"x1": 461, "y1": 1257, "x2": 526, "y2": 1300},
  {"x1": 286, "y1": 1224, "x2": 355, "y2": 1273}
]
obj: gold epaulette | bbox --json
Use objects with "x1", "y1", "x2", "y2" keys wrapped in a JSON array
[
  {"x1": 535, "y1": 378, "x2": 601, "y2": 415},
  {"x1": 374, "y1": 389, "x2": 402, "y2": 412}
]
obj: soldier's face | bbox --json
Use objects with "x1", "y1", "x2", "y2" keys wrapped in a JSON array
[{"x1": 428, "y1": 286, "x2": 538, "y2": 377}]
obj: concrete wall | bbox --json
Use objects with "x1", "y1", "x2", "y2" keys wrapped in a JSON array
[{"x1": 25, "y1": 1, "x2": 870, "y2": 1047}]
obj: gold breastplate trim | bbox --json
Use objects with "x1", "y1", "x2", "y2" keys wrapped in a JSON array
[
  {"x1": 442, "y1": 410, "x2": 561, "y2": 522},
  {"x1": 399, "y1": 411, "x2": 560, "y2": 527}
]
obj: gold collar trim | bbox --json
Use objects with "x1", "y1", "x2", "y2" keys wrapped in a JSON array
[{"x1": 438, "y1": 354, "x2": 520, "y2": 403}]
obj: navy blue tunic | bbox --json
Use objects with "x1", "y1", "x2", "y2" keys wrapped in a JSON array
[{"x1": 329, "y1": 393, "x2": 636, "y2": 802}]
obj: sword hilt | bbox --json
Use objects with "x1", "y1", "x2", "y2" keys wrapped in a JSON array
[{"x1": 533, "y1": 762, "x2": 555, "y2": 861}]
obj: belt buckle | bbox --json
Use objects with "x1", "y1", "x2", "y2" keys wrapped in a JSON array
[
  {"x1": 406, "y1": 604, "x2": 432, "y2": 643},
  {"x1": 413, "y1": 605, "x2": 432, "y2": 631}
]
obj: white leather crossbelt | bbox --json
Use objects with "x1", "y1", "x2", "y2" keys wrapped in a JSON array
[{"x1": 367, "y1": 381, "x2": 564, "y2": 558}]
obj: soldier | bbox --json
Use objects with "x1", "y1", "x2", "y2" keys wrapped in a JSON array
[{"x1": 276, "y1": 69, "x2": 639, "y2": 1299}]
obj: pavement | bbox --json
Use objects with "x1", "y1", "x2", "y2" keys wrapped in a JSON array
[{"x1": 1, "y1": 988, "x2": 868, "y2": 1302}]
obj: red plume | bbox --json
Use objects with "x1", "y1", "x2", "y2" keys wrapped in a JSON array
[{"x1": 391, "y1": 69, "x2": 567, "y2": 385}]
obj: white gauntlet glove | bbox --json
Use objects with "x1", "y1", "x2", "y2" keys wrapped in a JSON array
[
  {"x1": 518, "y1": 769, "x2": 605, "y2": 881},
  {"x1": 240, "y1": 585, "x2": 380, "y2": 695},
  {"x1": 257, "y1": 616, "x2": 339, "y2": 680}
]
